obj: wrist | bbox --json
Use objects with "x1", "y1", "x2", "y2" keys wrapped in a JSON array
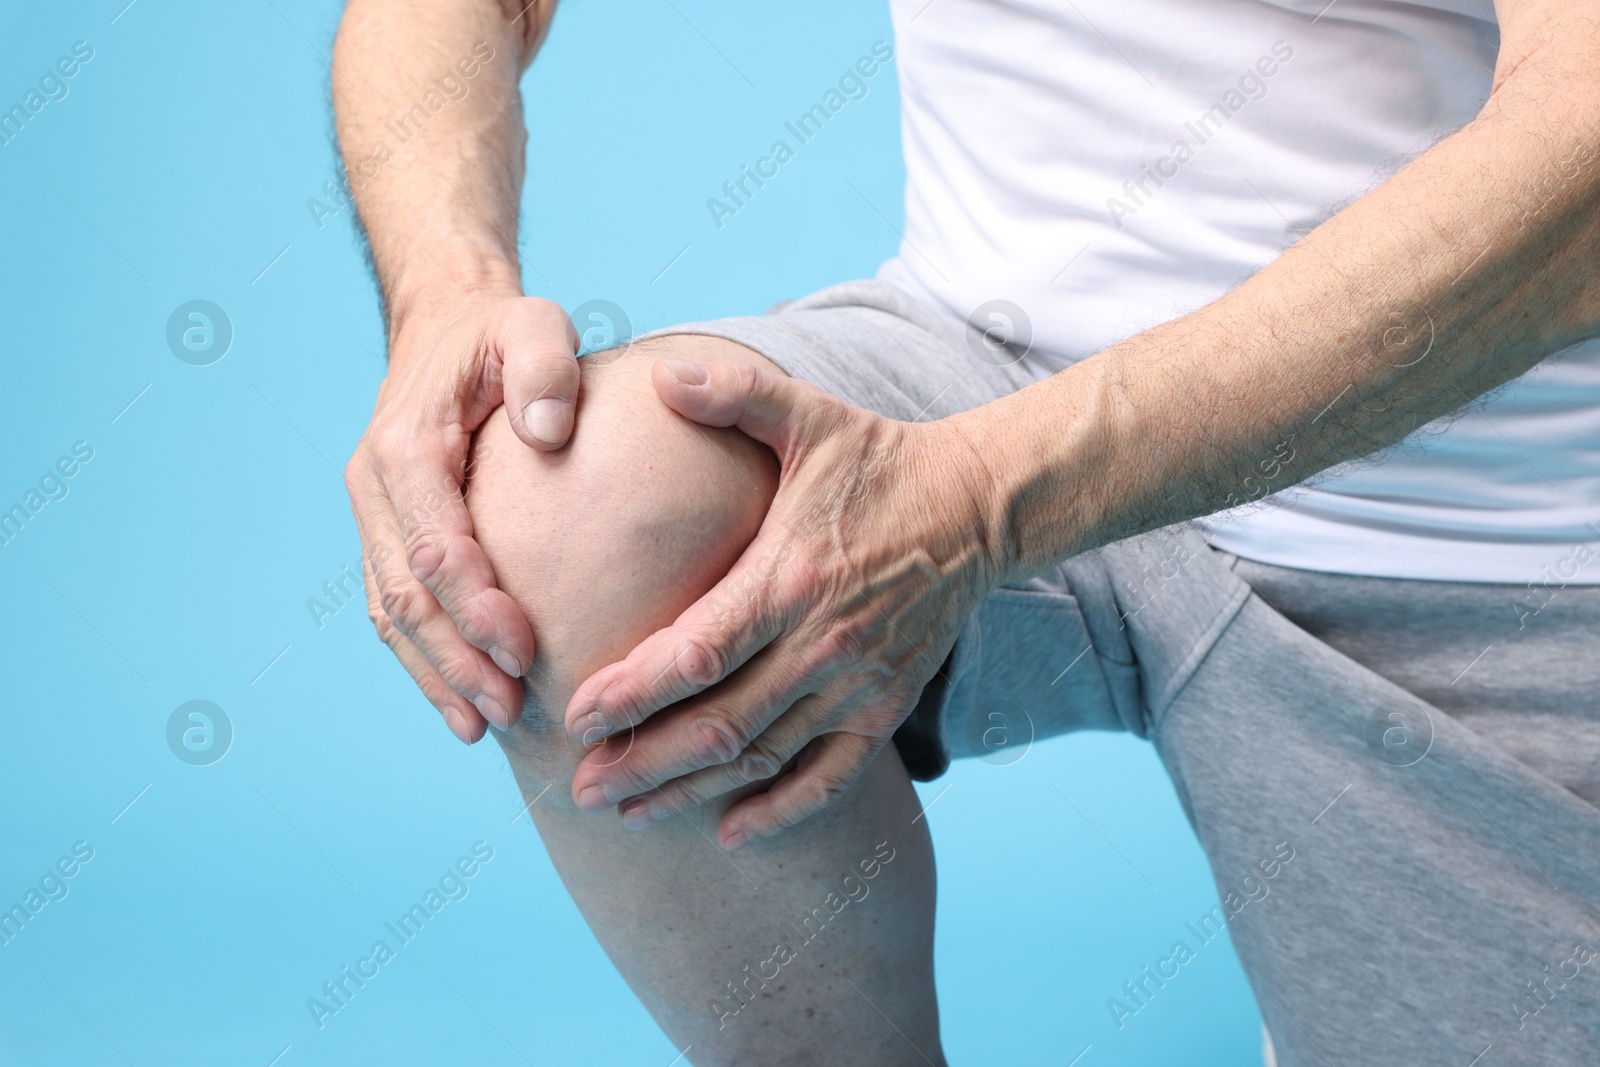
[
  {"x1": 383, "y1": 250, "x2": 523, "y2": 346},
  {"x1": 947, "y1": 357, "x2": 1121, "y2": 582},
  {"x1": 936, "y1": 410, "x2": 1020, "y2": 586}
]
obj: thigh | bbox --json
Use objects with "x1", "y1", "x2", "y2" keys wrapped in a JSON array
[
  {"x1": 640, "y1": 279, "x2": 1051, "y2": 431},
  {"x1": 1108, "y1": 540, "x2": 1600, "y2": 1067},
  {"x1": 1232, "y1": 558, "x2": 1600, "y2": 808},
  {"x1": 954, "y1": 525, "x2": 1600, "y2": 1066}
]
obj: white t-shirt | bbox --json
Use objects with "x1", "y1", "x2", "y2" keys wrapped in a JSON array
[{"x1": 877, "y1": 0, "x2": 1600, "y2": 584}]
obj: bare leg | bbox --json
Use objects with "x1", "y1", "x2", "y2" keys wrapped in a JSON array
[{"x1": 467, "y1": 336, "x2": 945, "y2": 1067}]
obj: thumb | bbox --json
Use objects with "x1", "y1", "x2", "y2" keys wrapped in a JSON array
[
  {"x1": 651, "y1": 358, "x2": 832, "y2": 452},
  {"x1": 500, "y1": 300, "x2": 582, "y2": 450}
]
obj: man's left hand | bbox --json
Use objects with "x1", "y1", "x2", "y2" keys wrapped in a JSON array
[{"x1": 564, "y1": 357, "x2": 1005, "y2": 850}]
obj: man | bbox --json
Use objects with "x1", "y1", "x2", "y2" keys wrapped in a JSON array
[{"x1": 335, "y1": 1, "x2": 1600, "y2": 1063}]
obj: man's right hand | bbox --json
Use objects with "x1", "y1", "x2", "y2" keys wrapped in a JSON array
[
  {"x1": 333, "y1": 0, "x2": 567, "y2": 740},
  {"x1": 346, "y1": 292, "x2": 579, "y2": 743}
]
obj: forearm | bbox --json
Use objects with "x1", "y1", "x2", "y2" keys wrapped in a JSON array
[
  {"x1": 332, "y1": 0, "x2": 556, "y2": 331},
  {"x1": 968, "y1": 19, "x2": 1600, "y2": 579}
]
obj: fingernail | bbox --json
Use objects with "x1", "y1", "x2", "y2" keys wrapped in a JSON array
[
  {"x1": 522, "y1": 397, "x2": 572, "y2": 445},
  {"x1": 620, "y1": 801, "x2": 654, "y2": 830},
  {"x1": 576, "y1": 784, "x2": 610, "y2": 812},
  {"x1": 723, "y1": 832, "x2": 751, "y2": 852},
  {"x1": 475, "y1": 694, "x2": 514, "y2": 731},
  {"x1": 488, "y1": 644, "x2": 523, "y2": 677},
  {"x1": 664, "y1": 357, "x2": 708, "y2": 386}
]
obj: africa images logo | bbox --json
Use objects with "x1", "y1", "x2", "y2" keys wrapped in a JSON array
[
  {"x1": 705, "y1": 41, "x2": 895, "y2": 230},
  {"x1": 1106, "y1": 40, "x2": 1295, "y2": 228}
]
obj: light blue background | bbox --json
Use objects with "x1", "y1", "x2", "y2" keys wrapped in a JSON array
[{"x1": 0, "y1": 1, "x2": 1262, "y2": 1063}]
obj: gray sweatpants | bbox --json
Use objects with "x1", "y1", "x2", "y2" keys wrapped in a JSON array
[{"x1": 642, "y1": 280, "x2": 1600, "y2": 1066}]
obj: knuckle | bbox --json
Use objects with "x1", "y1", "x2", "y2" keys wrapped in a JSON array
[
  {"x1": 781, "y1": 551, "x2": 827, "y2": 601},
  {"x1": 370, "y1": 420, "x2": 411, "y2": 463},
  {"x1": 526, "y1": 295, "x2": 565, "y2": 317},
  {"x1": 528, "y1": 347, "x2": 580, "y2": 383},
  {"x1": 502, "y1": 301, "x2": 582, "y2": 361},
  {"x1": 692, "y1": 714, "x2": 747, "y2": 766},
  {"x1": 370, "y1": 612, "x2": 403, "y2": 649},
  {"x1": 732, "y1": 361, "x2": 761, "y2": 400},
  {"x1": 405, "y1": 529, "x2": 449, "y2": 587},
  {"x1": 736, "y1": 740, "x2": 783, "y2": 783},
  {"x1": 816, "y1": 624, "x2": 866, "y2": 673},
  {"x1": 343, "y1": 451, "x2": 368, "y2": 496},
  {"x1": 802, "y1": 771, "x2": 851, "y2": 812},
  {"x1": 378, "y1": 581, "x2": 426, "y2": 630},
  {"x1": 676, "y1": 632, "x2": 728, "y2": 689},
  {"x1": 506, "y1": 294, "x2": 562, "y2": 327}
]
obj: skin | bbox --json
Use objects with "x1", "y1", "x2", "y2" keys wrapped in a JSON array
[
  {"x1": 567, "y1": 359, "x2": 993, "y2": 847},
  {"x1": 335, "y1": 0, "x2": 570, "y2": 743},
  {"x1": 335, "y1": 1, "x2": 1600, "y2": 845},
  {"x1": 467, "y1": 339, "x2": 944, "y2": 1067},
  {"x1": 567, "y1": 0, "x2": 1600, "y2": 847}
]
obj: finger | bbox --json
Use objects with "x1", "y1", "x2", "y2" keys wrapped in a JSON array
[
  {"x1": 717, "y1": 731, "x2": 884, "y2": 850},
  {"x1": 500, "y1": 300, "x2": 582, "y2": 450},
  {"x1": 366, "y1": 422, "x2": 535, "y2": 692},
  {"x1": 571, "y1": 643, "x2": 826, "y2": 812},
  {"x1": 353, "y1": 509, "x2": 488, "y2": 744},
  {"x1": 352, "y1": 466, "x2": 524, "y2": 730},
  {"x1": 576, "y1": 617, "x2": 867, "y2": 807},
  {"x1": 387, "y1": 579, "x2": 524, "y2": 731},
  {"x1": 614, "y1": 697, "x2": 824, "y2": 827},
  {"x1": 563, "y1": 533, "x2": 799, "y2": 741},
  {"x1": 651, "y1": 358, "x2": 837, "y2": 454},
  {"x1": 370, "y1": 601, "x2": 489, "y2": 746}
]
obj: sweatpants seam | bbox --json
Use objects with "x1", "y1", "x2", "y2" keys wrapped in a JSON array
[{"x1": 1147, "y1": 582, "x2": 1253, "y2": 718}]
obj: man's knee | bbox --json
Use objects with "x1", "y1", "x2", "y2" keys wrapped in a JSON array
[{"x1": 465, "y1": 336, "x2": 782, "y2": 802}]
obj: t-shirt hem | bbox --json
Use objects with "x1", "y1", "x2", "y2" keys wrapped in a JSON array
[{"x1": 1198, "y1": 516, "x2": 1600, "y2": 585}]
